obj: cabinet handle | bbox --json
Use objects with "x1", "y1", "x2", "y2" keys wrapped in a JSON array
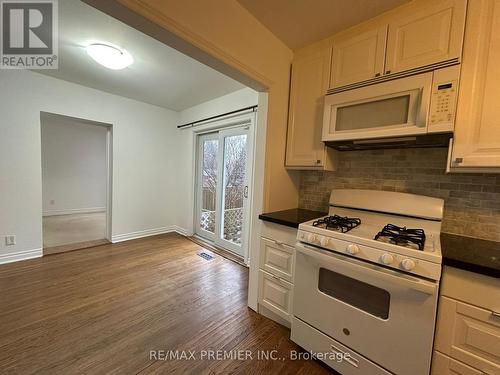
[
  {"x1": 385, "y1": 70, "x2": 391, "y2": 74},
  {"x1": 316, "y1": 159, "x2": 321, "y2": 164},
  {"x1": 375, "y1": 73, "x2": 381, "y2": 77},
  {"x1": 454, "y1": 157, "x2": 464, "y2": 164},
  {"x1": 274, "y1": 240, "x2": 284, "y2": 246}
]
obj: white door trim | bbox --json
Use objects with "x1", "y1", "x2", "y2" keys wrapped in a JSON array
[
  {"x1": 40, "y1": 112, "x2": 113, "y2": 247},
  {"x1": 247, "y1": 92, "x2": 268, "y2": 310},
  {"x1": 105, "y1": 125, "x2": 113, "y2": 241}
]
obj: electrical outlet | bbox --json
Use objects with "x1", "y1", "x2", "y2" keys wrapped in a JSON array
[{"x1": 5, "y1": 235, "x2": 16, "y2": 246}]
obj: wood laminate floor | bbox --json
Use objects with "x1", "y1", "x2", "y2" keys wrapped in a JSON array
[{"x1": 0, "y1": 233, "x2": 334, "y2": 374}]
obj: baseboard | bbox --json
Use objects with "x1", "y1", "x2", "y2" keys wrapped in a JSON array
[
  {"x1": 43, "y1": 239, "x2": 110, "y2": 255},
  {"x1": 0, "y1": 226, "x2": 190, "y2": 265},
  {"x1": 0, "y1": 248, "x2": 43, "y2": 265},
  {"x1": 172, "y1": 226, "x2": 189, "y2": 236},
  {"x1": 188, "y1": 235, "x2": 246, "y2": 267},
  {"x1": 258, "y1": 304, "x2": 291, "y2": 329},
  {"x1": 111, "y1": 226, "x2": 188, "y2": 243},
  {"x1": 43, "y1": 207, "x2": 106, "y2": 216}
]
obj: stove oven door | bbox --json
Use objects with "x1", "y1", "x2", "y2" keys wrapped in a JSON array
[{"x1": 293, "y1": 242, "x2": 438, "y2": 375}]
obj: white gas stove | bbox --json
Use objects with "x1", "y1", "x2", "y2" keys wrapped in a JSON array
[
  {"x1": 291, "y1": 189, "x2": 445, "y2": 375},
  {"x1": 298, "y1": 199, "x2": 443, "y2": 280}
]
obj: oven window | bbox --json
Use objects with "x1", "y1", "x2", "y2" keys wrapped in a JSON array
[
  {"x1": 335, "y1": 95, "x2": 410, "y2": 131},
  {"x1": 318, "y1": 268, "x2": 390, "y2": 319}
]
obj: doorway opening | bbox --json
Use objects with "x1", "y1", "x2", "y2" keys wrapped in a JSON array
[
  {"x1": 41, "y1": 112, "x2": 112, "y2": 254},
  {"x1": 194, "y1": 114, "x2": 255, "y2": 262}
]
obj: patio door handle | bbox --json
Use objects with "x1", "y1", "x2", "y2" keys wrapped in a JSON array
[{"x1": 244, "y1": 186, "x2": 248, "y2": 198}]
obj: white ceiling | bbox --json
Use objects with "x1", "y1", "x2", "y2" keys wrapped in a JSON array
[
  {"x1": 237, "y1": 0, "x2": 411, "y2": 50},
  {"x1": 37, "y1": 0, "x2": 245, "y2": 111}
]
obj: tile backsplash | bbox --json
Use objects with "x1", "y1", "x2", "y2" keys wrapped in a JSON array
[{"x1": 299, "y1": 148, "x2": 500, "y2": 242}]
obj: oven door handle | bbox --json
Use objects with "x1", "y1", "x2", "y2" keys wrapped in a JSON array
[{"x1": 296, "y1": 243, "x2": 437, "y2": 296}]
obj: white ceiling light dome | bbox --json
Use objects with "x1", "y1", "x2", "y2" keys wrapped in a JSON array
[{"x1": 86, "y1": 43, "x2": 133, "y2": 70}]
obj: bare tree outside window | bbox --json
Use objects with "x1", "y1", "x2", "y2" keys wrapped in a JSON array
[
  {"x1": 201, "y1": 139, "x2": 218, "y2": 233},
  {"x1": 222, "y1": 135, "x2": 247, "y2": 244},
  {"x1": 223, "y1": 135, "x2": 247, "y2": 209}
]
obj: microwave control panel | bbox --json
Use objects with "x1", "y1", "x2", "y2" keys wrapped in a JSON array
[{"x1": 429, "y1": 80, "x2": 458, "y2": 126}]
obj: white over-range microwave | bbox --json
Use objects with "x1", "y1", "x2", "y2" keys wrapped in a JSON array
[{"x1": 322, "y1": 65, "x2": 460, "y2": 150}]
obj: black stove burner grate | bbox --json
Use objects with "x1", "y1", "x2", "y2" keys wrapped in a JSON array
[
  {"x1": 374, "y1": 224, "x2": 426, "y2": 250},
  {"x1": 312, "y1": 215, "x2": 361, "y2": 233}
]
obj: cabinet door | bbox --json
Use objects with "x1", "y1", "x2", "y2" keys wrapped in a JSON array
[
  {"x1": 432, "y1": 351, "x2": 483, "y2": 375},
  {"x1": 330, "y1": 25, "x2": 387, "y2": 88},
  {"x1": 435, "y1": 296, "x2": 500, "y2": 374},
  {"x1": 259, "y1": 238, "x2": 295, "y2": 283},
  {"x1": 258, "y1": 270, "x2": 293, "y2": 322},
  {"x1": 285, "y1": 47, "x2": 331, "y2": 168},
  {"x1": 385, "y1": 0, "x2": 466, "y2": 74},
  {"x1": 451, "y1": 0, "x2": 500, "y2": 169}
]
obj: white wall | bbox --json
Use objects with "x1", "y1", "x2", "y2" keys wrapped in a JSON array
[
  {"x1": 41, "y1": 114, "x2": 107, "y2": 216},
  {"x1": 0, "y1": 70, "x2": 180, "y2": 263},
  {"x1": 0, "y1": 70, "x2": 259, "y2": 264},
  {"x1": 173, "y1": 88, "x2": 259, "y2": 235}
]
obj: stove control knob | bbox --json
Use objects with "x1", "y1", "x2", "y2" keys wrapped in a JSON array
[
  {"x1": 346, "y1": 244, "x2": 359, "y2": 255},
  {"x1": 380, "y1": 253, "x2": 394, "y2": 265},
  {"x1": 307, "y1": 233, "x2": 316, "y2": 243},
  {"x1": 401, "y1": 259, "x2": 416, "y2": 271},
  {"x1": 320, "y1": 237, "x2": 330, "y2": 247}
]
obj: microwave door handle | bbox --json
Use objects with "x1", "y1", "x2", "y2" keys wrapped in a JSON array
[
  {"x1": 415, "y1": 87, "x2": 427, "y2": 127},
  {"x1": 296, "y1": 243, "x2": 436, "y2": 296}
]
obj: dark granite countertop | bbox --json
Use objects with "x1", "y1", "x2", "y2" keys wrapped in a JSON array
[
  {"x1": 259, "y1": 208, "x2": 327, "y2": 229},
  {"x1": 441, "y1": 233, "x2": 500, "y2": 278}
]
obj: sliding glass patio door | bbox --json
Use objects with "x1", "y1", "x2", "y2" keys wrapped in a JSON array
[{"x1": 195, "y1": 127, "x2": 251, "y2": 257}]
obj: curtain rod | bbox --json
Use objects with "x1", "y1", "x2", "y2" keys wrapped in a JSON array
[{"x1": 177, "y1": 105, "x2": 258, "y2": 129}]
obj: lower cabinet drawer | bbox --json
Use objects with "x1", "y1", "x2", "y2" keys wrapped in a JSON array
[
  {"x1": 432, "y1": 351, "x2": 483, "y2": 375},
  {"x1": 259, "y1": 238, "x2": 295, "y2": 282},
  {"x1": 291, "y1": 317, "x2": 392, "y2": 375},
  {"x1": 435, "y1": 296, "x2": 500, "y2": 374},
  {"x1": 441, "y1": 266, "x2": 500, "y2": 312},
  {"x1": 258, "y1": 270, "x2": 293, "y2": 322}
]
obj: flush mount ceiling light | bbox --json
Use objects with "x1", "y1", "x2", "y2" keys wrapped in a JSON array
[{"x1": 86, "y1": 43, "x2": 133, "y2": 70}]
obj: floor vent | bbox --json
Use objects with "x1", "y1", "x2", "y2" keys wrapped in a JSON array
[{"x1": 198, "y1": 252, "x2": 214, "y2": 261}]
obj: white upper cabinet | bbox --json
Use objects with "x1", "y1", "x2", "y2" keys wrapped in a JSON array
[
  {"x1": 449, "y1": 0, "x2": 500, "y2": 170},
  {"x1": 327, "y1": 0, "x2": 467, "y2": 90},
  {"x1": 286, "y1": 47, "x2": 336, "y2": 170},
  {"x1": 330, "y1": 25, "x2": 387, "y2": 88},
  {"x1": 385, "y1": 0, "x2": 467, "y2": 75}
]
